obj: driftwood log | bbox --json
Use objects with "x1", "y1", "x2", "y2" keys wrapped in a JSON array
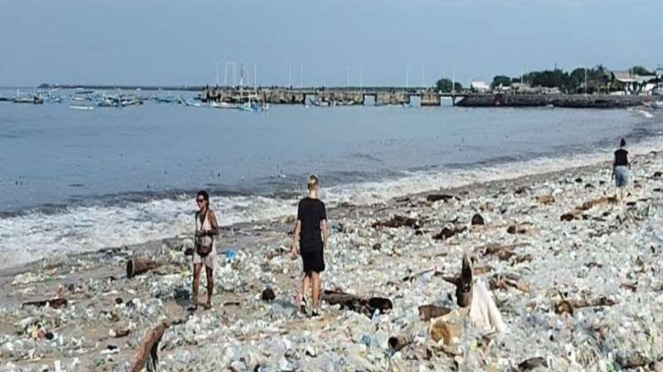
[
  {"x1": 322, "y1": 290, "x2": 392, "y2": 316},
  {"x1": 418, "y1": 305, "x2": 452, "y2": 321},
  {"x1": 22, "y1": 298, "x2": 68, "y2": 309},
  {"x1": 555, "y1": 296, "x2": 617, "y2": 315},
  {"x1": 518, "y1": 356, "x2": 548, "y2": 371},
  {"x1": 432, "y1": 226, "x2": 467, "y2": 240},
  {"x1": 372, "y1": 215, "x2": 420, "y2": 229},
  {"x1": 131, "y1": 322, "x2": 169, "y2": 372},
  {"x1": 126, "y1": 257, "x2": 160, "y2": 278},
  {"x1": 443, "y1": 253, "x2": 474, "y2": 307},
  {"x1": 388, "y1": 334, "x2": 413, "y2": 352},
  {"x1": 427, "y1": 194, "x2": 458, "y2": 203}
]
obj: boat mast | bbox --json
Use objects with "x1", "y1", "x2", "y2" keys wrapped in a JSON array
[{"x1": 360, "y1": 63, "x2": 363, "y2": 92}]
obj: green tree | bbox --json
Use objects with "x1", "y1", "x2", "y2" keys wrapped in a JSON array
[
  {"x1": 491, "y1": 75, "x2": 512, "y2": 88},
  {"x1": 435, "y1": 78, "x2": 462, "y2": 93},
  {"x1": 631, "y1": 66, "x2": 652, "y2": 76}
]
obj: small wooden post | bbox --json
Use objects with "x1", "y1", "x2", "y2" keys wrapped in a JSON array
[{"x1": 443, "y1": 253, "x2": 474, "y2": 307}]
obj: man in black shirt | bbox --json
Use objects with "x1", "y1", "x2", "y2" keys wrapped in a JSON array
[
  {"x1": 612, "y1": 138, "x2": 631, "y2": 201},
  {"x1": 292, "y1": 175, "x2": 328, "y2": 317}
]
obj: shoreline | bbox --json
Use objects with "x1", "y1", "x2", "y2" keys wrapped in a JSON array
[
  {"x1": 2, "y1": 146, "x2": 663, "y2": 371},
  {"x1": 0, "y1": 157, "x2": 616, "y2": 279}
]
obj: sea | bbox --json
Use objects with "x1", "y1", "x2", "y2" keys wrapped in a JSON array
[{"x1": 0, "y1": 90, "x2": 661, "y2": 269}]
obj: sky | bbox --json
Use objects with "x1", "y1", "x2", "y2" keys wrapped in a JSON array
[{"x1": 0, "y1": 0, "x2": 661, "y2": 87}]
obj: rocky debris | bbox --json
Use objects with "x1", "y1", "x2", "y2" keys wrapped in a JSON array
[
  {"x1": 507, "y1": 224, "x2": 529, "y2": 234},
  {"x1": 579, "y1": 196, "x2": 617, "y2": 211},
  {"x1": 372, "y1": 215, "x2": 419, "y2": 229},
  {"x1": 261, "y1": 287, "x2": 276, "y2": 302},
  {"x1": 322, "y1": 290, "x2": 393, "y2": 316},
  {"x1": 560, "y1": 211, "x2": 581, "y2": 221},
  {"x1": 535, "y1": 194, "x2": 555, "y2": 205},
  {"x1": 477, "y1": 243, "x2": 529, "y2": 261},
  {"x1": 514, "y1": 186, "x2": 531, "y2": 195},
  {"x1": 489, "y1": 273, "x2": 530, "y2": 293},
  {"x1": 517, "y1": 356, "x2": 548, "y2": 371},
  {"x1": 22, "y1": 298, "x2": 68, "y2": 309},
  {"x1": 433, "y1": 226, "x2": 467, "y2": 240},
  {"x1": 426, "y1": 193, "x2": 458, "y2": 203},
  {"x1": 471, "y1": 213, "x2": 485, "y2": 225}
]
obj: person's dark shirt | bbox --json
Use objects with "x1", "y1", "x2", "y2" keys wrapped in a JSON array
[
  {"x1": 297, "y1": 197, "x2": 327, "y2": 251},
  {"x1": 614, "y1": 149, "x2": 628, "y2": 167}
]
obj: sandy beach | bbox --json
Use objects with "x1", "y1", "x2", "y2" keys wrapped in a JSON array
[{"x1": 2, "y1": 148, "x2": 663, "y2": 372}]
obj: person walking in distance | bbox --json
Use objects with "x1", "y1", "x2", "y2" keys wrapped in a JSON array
[
  {"x1": 612, "y1": 138, "x2": 631, "y2": 202},
  {"x1": 191, "y1": 190, "x2": 219, "y2": 310},
  {"x1": 292, "y1": 175, "x2": 328, "y2": 317}
]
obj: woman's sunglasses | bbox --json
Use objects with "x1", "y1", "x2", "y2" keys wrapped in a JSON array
[{"x1": 196, "y1": 199, "x2": 206, "y2": 204}]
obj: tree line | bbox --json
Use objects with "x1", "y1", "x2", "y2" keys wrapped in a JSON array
[{"x1": 435, "y1": 65, "x2": 656, "y2": 93}]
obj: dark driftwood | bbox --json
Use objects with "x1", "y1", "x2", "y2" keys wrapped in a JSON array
[
  {"x1": 372, "y1": 215, "x2": 419, "y2": 229},
  {"x1": 126, "y1": 257, "x2": 160, "y2": 278},
  {"x1": 22, "y1": 298, "x2": 68, "y2": 309},
  {"x1": 555, "y1": 296, "x2": 617, "y2": 316},
  {"x1": 427, "y1": 194, "x2": 457, "y2": 203},
  {"x1": 322, "y1": 290, "x2": 392, "y2": 316},
  {"x1": 518, "y1": 357, "x2": 548, "y2": 371},
  {"x1": 131, "y1": 322, "x2": 169, "y2": 372},
  {"x1": 442, "y1": 253, "x2": 473, "y2": 307},
  {"x1": 433, "y1": 226, "x2": 467, "y2": 240},
  {"x1": 418, "y1": 305, "x2": 452, "y2": 321},
  {"x1": 388, "y1": 334, "x2": 413, "y2": 352}
]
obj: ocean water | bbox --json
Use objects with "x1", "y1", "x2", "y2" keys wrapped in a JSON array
[{"x1": 0, "y1": 93, "x2": 661, "y2": 269}]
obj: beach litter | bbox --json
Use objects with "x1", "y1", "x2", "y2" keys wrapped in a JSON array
[{"x1": 2, "y1": 151, "x2": 663, "y2": 371}]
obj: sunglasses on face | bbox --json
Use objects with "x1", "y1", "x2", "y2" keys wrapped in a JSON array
[{"x1": 196, "y1": 199, "x2": 205, "y2": 204}]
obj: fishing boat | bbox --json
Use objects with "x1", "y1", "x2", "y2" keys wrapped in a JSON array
[
  {"x1": 13, "y1": 95, "x2": 43, "y2": 104},
  {"x1": 308, "y1": 98, "x2": 331, "y2": 107},
  {"x1": 210, "y1": 101, "x2": 240, "y2": 109},
  {"x1": 153, "y1": 96, "x2": 175, "y2": 104},
  {"x1": 69, "y1": 105, "x2": 94, "y2": 111},
  {"x1": 238, "y1": 100, "x2": 269, "y2": 112},
  {"x1": 184, "y1": 99, "x2": 204, "y2": 107}
]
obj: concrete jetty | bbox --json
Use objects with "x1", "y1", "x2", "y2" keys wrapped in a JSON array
[
  {"x1": 37, "y1": 83, "x2": 658, "y2": 109},
  {"x1": 456, "y1": 94, "x2": 656, "y2": 108},
  {"x1": 200, "y1": 87, "x2": 656, "y2": 109}
]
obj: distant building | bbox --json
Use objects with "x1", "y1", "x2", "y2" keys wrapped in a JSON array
[
  {"x1": 470, "y1": 81, "x2": 490, "y2": 93},
  {"x1": 611, "y1": 70, "x2": 657, "y2": 95}
]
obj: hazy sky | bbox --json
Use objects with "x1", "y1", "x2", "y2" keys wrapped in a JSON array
[{"x1": 1, "y1": 0, "x2": 661, "y2": 87}]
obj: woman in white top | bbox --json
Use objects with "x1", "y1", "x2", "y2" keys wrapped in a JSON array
[{"x1": 191, "y1": 190, "x2": 219, "y2": 310}]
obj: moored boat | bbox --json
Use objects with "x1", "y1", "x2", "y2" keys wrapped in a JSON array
[{"x1": 70, "y1": 105, "x2": 94, "y2": 111}]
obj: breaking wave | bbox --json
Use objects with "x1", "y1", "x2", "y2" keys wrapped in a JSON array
[{"x1": 1, "y1": 113, "x2": 662, "y2": 270}]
